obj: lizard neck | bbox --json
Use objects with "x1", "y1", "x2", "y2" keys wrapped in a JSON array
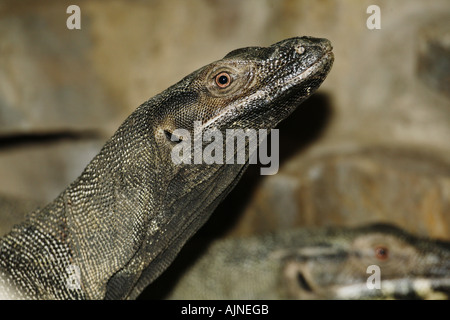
[
  {"x1": 0, "y1": 210, "x2": 85, "y2": 299},
  {"x1": 1, "y1": 107, "x2": 162, "y2": 299},
  {"x1": 60, "y1": 108, "x2": 161, "y2": 299}
]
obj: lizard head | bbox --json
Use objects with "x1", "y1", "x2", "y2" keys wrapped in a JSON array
[
  {"x1": 281, "y1": 223, "x2": 450, "y2": 300},
  {"x1": 155, "y1": 36, "x2": 334, "y2": 139},
  {"x1": 149, "y1": 37, "x2": 334, "y2": 178}
]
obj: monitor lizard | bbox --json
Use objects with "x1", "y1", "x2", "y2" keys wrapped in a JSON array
[
  {"x1": 158, "y1": 223, "x2": 450, "y2": 300},
  {"x1": 0, "y1": 36, "x2": 334, "y2": 299}
]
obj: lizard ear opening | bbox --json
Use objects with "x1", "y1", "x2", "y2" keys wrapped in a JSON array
[{"x1": 164, "y1": 129, "x2": 183, "y2": 143}]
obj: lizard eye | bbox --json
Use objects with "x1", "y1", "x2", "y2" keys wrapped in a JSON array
[
  {"x1": 215, "y1": 72, "x2": 231, "y2": 88},
  {"x1": 374, "y1": 246, "x2": 389, "y2": 261}
]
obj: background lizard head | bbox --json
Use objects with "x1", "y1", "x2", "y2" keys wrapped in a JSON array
[{"x1": 281, "y1": 224, "x2": 450, "y2": 299}]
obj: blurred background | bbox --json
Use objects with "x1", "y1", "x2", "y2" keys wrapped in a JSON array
[{"x1": 0, "y1": 0, "x2": 449, "y2": 298}]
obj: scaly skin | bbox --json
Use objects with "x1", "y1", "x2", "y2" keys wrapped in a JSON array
[
  {"x1": 160, "y1": 224, "x2": 450, "y2": 300},
  {"x1": 0, "y1": 37, "x2": 333, "y2": 299}
]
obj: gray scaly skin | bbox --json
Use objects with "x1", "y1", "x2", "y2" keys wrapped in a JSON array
[
  {"x1": 161, "y1": 224, "x2": 450, "y2": 300},
  {"x1": 0, "y1": 37, "x2": 334, "y2": 299}
]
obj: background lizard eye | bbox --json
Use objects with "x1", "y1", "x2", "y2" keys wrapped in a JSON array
[
  {"x1": 215, "y1": 72, "x2": 231, "y2": 88},
  {"x1": 374, "y1": 246, "x2": 389, "y2": 261}
]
